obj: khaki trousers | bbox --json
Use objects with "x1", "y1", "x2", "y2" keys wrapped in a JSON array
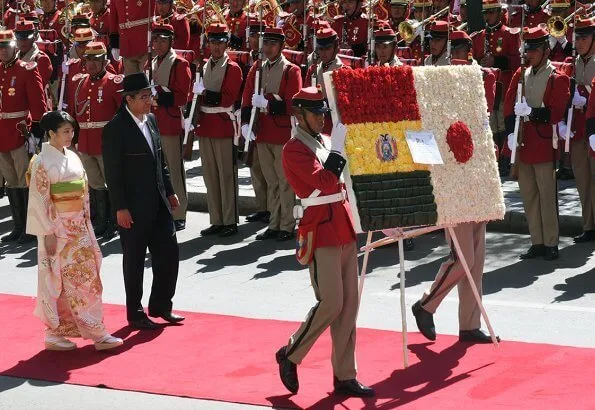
[
  {"x1": 257, "y1": 142, "x2": 295, "y2": 232},
  {"x1": 79, "y1": 152, "x2": 106, "y2": 190},
  {"x1": 0, "y1": 145, "x2": 28, "y2": 188},
  {"x1": 161, "y1": 135, "x2": 188, "y2": 221},
  {"x1": 122, "y1": 53, "x2": 148, "y2": 75},
  {"x1": 571, "y1": 139, "x2": 595, "y2": 231},
  {"x1": 199, "y1": 137, "x2": 238, "y2": 226},
  {"x1": 489, "y1": 107, "x2": 506, "y2": 134},
  {"x1": 250, "y1": 145, "x2": 268, "y2": 212},
  {"x1": 286, "y1": 242, "x2": 359, "y2": 381},
  {"x1": 421, "y1": 223, "x2": 486, "y2": 331},
  {"x1": 518, "y1": 160, "x2": 559, "y2": 246}
]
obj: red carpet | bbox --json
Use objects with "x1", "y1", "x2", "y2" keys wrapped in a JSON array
[{"x1": 1, "y1": 293, "x2": 595, "y2": 409}]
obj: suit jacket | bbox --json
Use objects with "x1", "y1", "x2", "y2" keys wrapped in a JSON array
[{"x1": 102, "y1": 105, "x2": 175, "y2": 224}]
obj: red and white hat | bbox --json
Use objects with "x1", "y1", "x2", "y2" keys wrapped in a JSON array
[
  {"x1": 482, "y1": 0, "x2": 502, "y2": 11},
  {"x1": 84, "y1": 41, "x2": 108, "y2": 59},
  {"x1": 73, "y1": 27, "x2": 94, "y2": 45},
  {"x1": 14, "y1": 19, "x2": 36, "y2": 40},
  {"x1": 0, "y1": 30, "x2": 16, "y2": 46}
]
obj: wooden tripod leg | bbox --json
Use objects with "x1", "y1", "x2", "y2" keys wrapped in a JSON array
[{"x1": 357, "y1": 231, "x2": 374, "y2": 306}]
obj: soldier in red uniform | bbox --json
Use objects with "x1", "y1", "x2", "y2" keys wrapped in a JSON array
[
  {"x1": 332, "y1": 0, "x2": 369, "y2": 57},
  {"x1": 89, "y1": 0, "x2": 111, "y2": 36},
  {"x1": 504, "y1": 25, "x2": 570, "y2": 260},
  {"x1": 563, "y1": 18, "x2": 595, "y2": 242},
  {"x1": 509, "y1": 0, "x2": 550, "y2": 29},
  {"x1": 473, "y1": 0, "x2": 520, "y2": 168},
  {"x1": 3, "y1": 0, "x2": 36, "y2": 29},
  {"x1": 0, "y1": 29, "x2": 47, "y2": 243},
  {"x1": 241, "y1": 27, "x2": 302, "y2": 241},
  {"x1": 149, "y1": 22, "x2": 192, "y2": 231},
  {"x1": 225, "y1": 0, "x2": 248, "y2": 50},
  {"x1": 110, "y1": 0, "x2": 156, "y2": 74},
  {"x1": 66, "y1": 42, "x2": 123, "y2": 238},
  {"x1": 15, "y1": 20, "x2": 53, "y2": 85},
  {"x1": 155, "y1": 0, "x2": 190, "y2": 51},
  {"x1": 38, "y1": 0, "x2": 64, "y2": 36},
  {"x1": 275, "y1": 87, "x2": 374, "y2": 398},
  {"x1": 194, "y1": 23, "x2": 243, "y2": 237},
  {"x1": 375, "y1": 25, "x2": 403, "y2": 66},
  {"x1": 407, "y1": 0, "x2": 432, "y2": 63},
  {"x1": 389, "y1": 0, "x2": 409, "y2": 32}
]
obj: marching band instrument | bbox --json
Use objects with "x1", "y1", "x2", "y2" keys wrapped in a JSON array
[
  {"x1": 398, "y1": 6, "x2": 449, "y2": 44},
  {"x1": 548, "y1": 5, "x2": 594, "y2": 39}
]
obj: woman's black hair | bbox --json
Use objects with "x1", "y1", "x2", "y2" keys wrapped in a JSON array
[
  {"x1": 39, "y1": 110, "x2": 79, "y2": 135},
  {"x1": 39, "y1": 110, "x2": 80, "y2": 143}
]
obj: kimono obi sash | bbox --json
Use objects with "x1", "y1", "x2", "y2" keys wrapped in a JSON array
[{"x1": 50, "y1": 179, "x2": 85, "y2": 213}]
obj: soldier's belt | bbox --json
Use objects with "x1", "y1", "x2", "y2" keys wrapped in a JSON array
[
  {"x1": 119, "y1": 17, "x2": 152, "y2": 30},
  {"x1": 300, "y1": 190, "x2": 346, "y2": 207},
  {"x1": 0, "y1": 110, "x2": 29, "y2": 120},
  {"x1": 79, "y1": 121, "x2": 109, "y2": 129},
  {"x1": 199, "y1": 106, "x2": 234, "y2": 114}
]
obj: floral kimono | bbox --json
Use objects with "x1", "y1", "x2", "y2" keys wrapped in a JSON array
[{"x1": 26, "y1": 142, "x2": 108, "y2": 341}]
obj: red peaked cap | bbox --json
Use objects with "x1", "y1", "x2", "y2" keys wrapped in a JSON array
[
  {"x1": 292, "y1": 86, "x2": 331, "y2": 114},
  {"x1": 316, "y1": 27, "x2": 338, "y2": 48},
  {"x1": 523, "y1": 24, "x2": 549, "y2": 49}
]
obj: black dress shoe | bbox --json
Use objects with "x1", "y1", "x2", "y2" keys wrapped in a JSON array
[
  {"x1": 261, "y1": 211, "x2": 270, "y2": 224},
  {"x1": 574, "y1": 230, "x2": 595, "y2": 243},
  {"x1": 404, "y1": 238, "x2": 414, "y2": 251},
  {"x1": 333, "y1": 378, "x2": 375, "y2": 397},
  {"x1": 128, "y1": 317, "x2": 159, "y2": 330},
  {"x1": 149, "y1": 311, "x2": 185, "y2": 323},
  {"x1": 256, "y1": 228, "x2": 279, "y2": 240},
  {"x1": 544, "y1": 246, "x2": 559, "y2": 261},
  {"x1": 276, "y1": 230, "x2": 294, "y2": 242},
  {"x1": 519, "y1": 244, "x2": 546, "y2": 259},
  {"x1": 275, "y1": 346, "x2": 299, "y2": 394},
  {"x1": 219, "y1": 224, "x2": 238, "y2": 237},
  {"x1": 174, "y1": 220, "x2": 186, "y2": 231},
  {"x1": 201, "y1": 225, "x2": 224, "y2": 236},
  {"x1": 412, "y1": 300, "x2": 436, "y2": 341},
  {"x1": 459, "y1": 329, "x2": 500, "y2": 344},
  {"x1": 246, "y1": 211, "x2": 268, "y2": 223}
]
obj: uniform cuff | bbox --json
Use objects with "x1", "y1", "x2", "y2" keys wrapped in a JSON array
[
  {"x1": 323, "y1": 152, "x2": 346, "y2": 178},
  {"x1": 157, "y1": 91, "x2": 175, "y2": 107},
  {"x1": 528, "y1": 107, "x2": 551, "y2": 124},
  {"x1": 269, "y1": 99, "x2": 286, "y2": 115}
]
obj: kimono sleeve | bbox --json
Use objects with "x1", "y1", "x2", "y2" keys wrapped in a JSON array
[{"x1": 26, "y1": 156, "x2": 60, "y2": 236}]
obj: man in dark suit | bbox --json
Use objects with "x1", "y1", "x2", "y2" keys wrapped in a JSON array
[{"x1": 103, "y1": 72, "x2": 185, "y2": 330}]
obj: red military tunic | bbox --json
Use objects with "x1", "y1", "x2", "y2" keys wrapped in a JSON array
[
  {"x1": 3, "y1": 7, "x2": 18, "y2": 29},
  {"x1": 332, "y1": 12, "x2": 369, "y2": 57},
  {"x1": 17, "y1": 46, "x2": 53, "y2": 85},
  {"x1": 39, "y1": 9, "x2": 64, "y2": 39},
  {"x1": 67, "y1": 71, "x2": 123, "y2": 155},
  {"x1": 90, "y1": 6, "x2": 112, "y2": 35},
  {"x1": 509, "y1": 7, "x2": 549, "y2": 29},
  {"x1": 482, "y1": 67, "x2": 497, "y2": 114},
  {"x1": 408, "y1": 36, "x2": 425, "y2": 64},
  {"x1": 225, "y1": 9, "x2": 248, "y2": 51},
  {"x1": 196, "y1": 58, "x2": 243, "y2": 138},
  {"x1": 110, "y1": 0, "x2": 156, "y2": 58},
  {"x1": 0, "y1": 59, "x2": 47, "y2": 152},
  {"x1": 149, "y1": 54, "x2": 192, "y2": 136},
  {"x1": 503, "y1": 64, "x2": 570, "y2": 164},
  {"x1": 282, "y1": 134, "x2": 356, "y2": 249},
  {"x1": 472, "y1": 23, "x2": 520, "y2": 101},
  {"x1": 241, "y1": 57, "x2": 302, "y2": 145},
  {"x1": 156, "y1": 13, "x2": 190, "y2": 50}
]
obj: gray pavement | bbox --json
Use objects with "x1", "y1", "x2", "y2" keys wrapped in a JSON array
[
  {"x1": 1, "y1": 204, "x2": 595, "y2": 408},
  {"x1": 184, "y1": 154, "x2": 584, "y2": 236}
]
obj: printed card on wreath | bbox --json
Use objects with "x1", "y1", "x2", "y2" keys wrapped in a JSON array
[{"x1": 323, "y1": 65, "x2": 505, "y2": 233}]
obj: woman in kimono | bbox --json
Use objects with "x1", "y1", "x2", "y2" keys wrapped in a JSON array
[{"x1": 26, "y1": 111, "x2": 123, "y2": 352}]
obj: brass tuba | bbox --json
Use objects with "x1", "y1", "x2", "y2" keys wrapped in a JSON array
[{"x1": 398, "y1": 6, "x2": 449, "y2": 44}]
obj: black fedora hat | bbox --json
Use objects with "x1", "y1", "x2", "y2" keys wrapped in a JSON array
[{"x1": 118, "y1": 72, "x2": 154, "y2": 93}]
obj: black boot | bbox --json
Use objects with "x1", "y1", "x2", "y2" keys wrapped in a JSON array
[
  {"x1": 93, "y1": 189, "x2": 109, "y2": 237},
  {"x1": 1, "y1": 188, "x2": 23, "y2": 242},
  {"x1": 17, "y1": 188, "x2": 35, "y2": 244}
]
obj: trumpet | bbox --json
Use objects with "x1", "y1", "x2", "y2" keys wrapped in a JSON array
[
  {"x1": 59, "y1": 1, "x2": 92, "y2": 40},
  {"x1": 547, "y1": 5, "x2": 593, "y2": 38},
  {"x1": 398, "y1": 6, "x2": 449, "y2": 44},
  {"x1": 457, "y1": 22, "x2": 467, "y2": 31}
]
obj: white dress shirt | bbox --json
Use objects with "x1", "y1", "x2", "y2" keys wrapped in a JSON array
[{"x1": 126, "y1": 105, "x2": 154, "y2": 156}]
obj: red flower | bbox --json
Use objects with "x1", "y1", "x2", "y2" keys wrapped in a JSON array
[{"x1": 446, "y1": 121, "x2": 474, "y2": 164}]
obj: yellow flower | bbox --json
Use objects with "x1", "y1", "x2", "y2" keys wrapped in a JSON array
[{"x1": 345, "y1": 121, "x2": 429, "y2": 175}]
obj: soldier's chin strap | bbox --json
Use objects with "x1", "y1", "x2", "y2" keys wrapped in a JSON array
[{"x1": 301, "y1": 108, "x2": 319, "y2": 137}]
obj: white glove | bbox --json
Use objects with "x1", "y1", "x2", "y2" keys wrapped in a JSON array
[
  {"x1": 27, "y1": 135, "x2": 39, "y2": 154},
  {"x1": 61, "y1": 61, "x2": 69, "y2": 75},
  {"x1": 548, "y1": 36, "x2": 557, "y2": 50},
  {"x1": 184, "y1": 118, "x2": 194, "y2": 133},
  {"x1": 558, "y1": 36, "x2": 568, "y2": 47},
  {"x1": 507, "y1": 133, "x2": 516, "y2": 151},
  {"x1": 330, "y1": 122, "x2": 347, "y2": 154},
  {"x1": 111, "y1": 48, "x2": 120, "y2": 61},
  {"x1": 558, "y1": 121, "x2": 574, "y2": 140},
  {"x1": 251, "y1": 93, "x2": 268, "y2": 109},
  {"x1": 241, "y1": 124, "x2": 255, "y2": 141},
  {"x1": 414, "y1": 24, "x2": 424, "y2": 39},
  {"x1": 572, "y1": 90, "x2": 587, "y2": 109},
  {"x1": 514, "y1": 97, "x2": 532, "y2": 117},
  {"x1": 590, "y1": 134, "x2": 595, "y2": 151},
  {"x1": 192, "y1": 78, "x2": 205, "y2": 95}
]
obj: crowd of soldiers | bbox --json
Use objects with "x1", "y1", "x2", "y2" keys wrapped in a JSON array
[{"x1": 0, "y1": 0, "x2": 594, "y2": 261}]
